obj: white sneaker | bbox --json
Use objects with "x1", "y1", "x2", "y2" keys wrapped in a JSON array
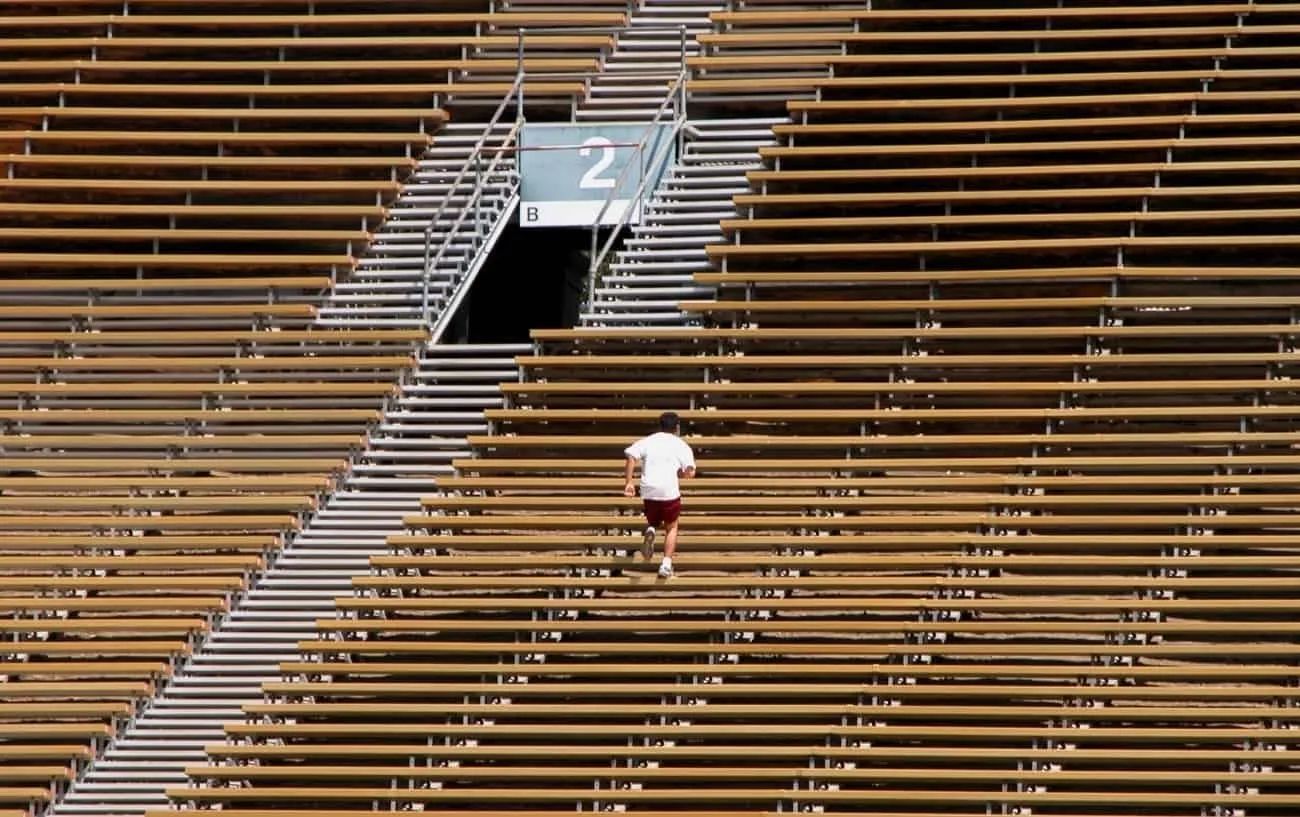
[
  {"x1": 640, "y1": 526, "x2": 655, "y2": 560},
  {"x1": 657, "y1": 561, "x2": 673, "y2": 579}
]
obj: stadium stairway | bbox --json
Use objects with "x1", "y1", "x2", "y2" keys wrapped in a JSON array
[
  {"x1": 47, "y1": 343, "x2": 526, "y2": 817},
  {"x1": 568, "y1": 1, "x2": 790, "y2": 327},
  {"x1": 575, "y1": 0, "x2": 718, "y2": 121},
  {"x1": 582, "y1": 116, "x2": 783, "y2": 326}
]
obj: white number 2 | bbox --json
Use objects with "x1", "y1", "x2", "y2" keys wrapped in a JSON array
[{"x1": 578, "y1": 136, "x2": 617, "y2": 189}]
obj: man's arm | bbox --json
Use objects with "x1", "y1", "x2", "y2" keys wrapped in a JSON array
[
  {"x1": 679, "y1": 443, "x2": 697, "y2": 479},
  {"x1": 624, "y1": 455, "x2": 639, "y2": 496},
  {"x1": 623, "y1": 440, "x2": 643, "y2": 497}
]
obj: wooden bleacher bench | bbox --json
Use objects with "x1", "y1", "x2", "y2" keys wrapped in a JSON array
[
  {"x1": 0, "y1": 275, "x2": 336, "y2": 291},
  {"x1": 6, "y1": 34, "x2": 613, "y2": 52},
  {"x1": 3, "y1": 154, "x2": 413, "y2": 173},
  {"x1": 8, "y1": 129, "x2": 430, "y2": 148},
  {"x1": 0, "y1": 660, "x2": 168, "y2": 678},
  {"x1": 0, "y1": 515, "x2": 296, "y2": 533},
  {"x1": 0, "y1": 596, "x2": 227, "y2": 613},
  {"x1": 220, "y1": 718, "x2": 1300, "y2": 740},
  {"x1": 160, "y1": 786, "x2": 1300, "y2": 808},
  {"x1": 499, "y1": 378, "x2": 1299, "y2": 398},
  {"x1": 0, "y1": 355, "x2": 413, "y2": 372},
  {"x1": 528, "y1": 323, "x2": 1300, "y2": 345},
  {"x1": 708, "y1": 5, "x2": 1261, "y2": 26},
  {"x1": 743, "y1": 158, "x2": 1300, "y2": 187},
  {"x1": 0, "y1": 251, "x2": 356, "y2": 270},
  {"x1": 297, "y1": 632, "x2": 1300, "y2": 658},
  {"x1": 698, "y1": 24, "x2": 1253, "y2": 49},
  {"x1": 403, "y1": 512, "x2": 1300, "y2": 533},
  {"x1": 2, "y1": 57, "x2": 597, "y2": 77},
  {"x1": 513, "y1": 351, "x2": 1300, "y2": 370},
  {"x1": 0, "y1": 437, "x2": 362, "y2": 454},
  {"x1": 717, "y1": 208, "x2": 1300, "y2": 235},
  {"x1": 0, "y1": 106, "x2": 448, "y2": 125},
  {"x1": 0, "y1": 618, "x2": 207, "y2": 636},
  {"x1": 0, "y1": 382, "x2": 395, "y2": 398},
  {"x1": 482, "y1": 405, "x2": 1300, "y2": 427},
  {"x1": 0, "y1": 703, "x2": 129, "y2": 720},
  {"x1": 690, "y1": 67, "x2": 1300, "y2": 95},
  {"x1": 0, "y1": 226, "x2": 366, "y2": 241},
  {"x1": 462, "y1": 430, "x2": 1300, "y2": 451},
  {"x1": 203, "y1": 742, "x2": 1300, "y2": 764},
  {"x1": 690, "y1": 46, "x2": 1300, "y2": 75},
  {"x1": 0, "y1": 767, "x2": 70, "y2": 783},
  {"x1": 0, "y1": 475, "x2": 329, "y2": 492},
  {"x1": 414, "y1": 492, "x2": 1300, "y2": 512},
  {"x1": 0, "y1": 641, "x2": 189, "y2": 658},
  {"x1": 0, "y1": 533, "x2": 276, "y2": 551},
  {"x1": 705, "y1": 234, "x2": 1300, "y2": 262},
  {"x1": 314, "y1": 615, "x2": 1297, "y2": 638},
  {"x1": 0, "y1": 699, "x2": 125, "y2": 725},
  {"x1": 334, "y1": 592, "x2": 1300, "y2": 614},
  {"x1": 20, "y1": 12, "x2": 628, "y2": 28},
  {"x1": 395, "y1": 531, "x2": 1300, "y2": 554},
  {"x1": 433, "y1": 471, "x2": 1300, "y2": 492},
  {"x1": 0, "y1": 457, "x2": 346, "y2": 473},
  {"x1": 766, "y1": 110, "x2": 1300, "y2": 140},
  {"x1": 450, "y1": 453, "x2": 1300, "y2": 474},
  {"x1": 0, "y1": 575, "x2": 243, "y2": 592},
  {"x1": 0, "y1": 328, "x2": 426, "y2": 345},
  {"x1": 692, "y1": 265, "x2": 1300, "y2": 285},
  {"x1": 2, "y1": 555, "x2": 260, "y2": 573},
  {"x1": 0, "y1": 303, "x2": 317, "y2": 320},
  {"x1": 3, "y1": 81, "x2": 587, "y2": 100},
  {"x1": 234, "y1": 703, "x2": 1300, "y2": 732},
  {"x1": 177, "y1": 760, "x2": 1300, "y2": 784},
  {"x1": 349, "y1": 573, "x2": 1300, "y2": 595}
]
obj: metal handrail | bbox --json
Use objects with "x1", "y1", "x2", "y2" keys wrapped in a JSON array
[
  {"x1": 586, "y1": 114, "x2": 687, "y2": 310},
  {"x1": 423, "y1": 119, "x2": 522, "y2": 287},
  {"x1": 421, "y1": 74, "x2": 524, "y2": 322},
  {"x1": 584, "y1": 67, "x2": 689, "y2": 310},
  {"x1": 424, "y1": 118, "x2": 524, "y2": 341}
]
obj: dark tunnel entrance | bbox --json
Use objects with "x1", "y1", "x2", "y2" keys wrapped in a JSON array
[{"x1": 443, "y1": 223, "x2": 590, "y2": 345}]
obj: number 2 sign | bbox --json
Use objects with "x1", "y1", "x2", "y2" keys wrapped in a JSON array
[
  {"x1": 578, "y1": 136, "x2": 617, "y2": 190},
  {"x1": 518, "y1": 123, "x2": 677, "y2": 228}
]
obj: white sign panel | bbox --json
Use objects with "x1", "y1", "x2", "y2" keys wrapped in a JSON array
[{"x1": 518, "y1": 123, "x2": 677, "y2": 228}]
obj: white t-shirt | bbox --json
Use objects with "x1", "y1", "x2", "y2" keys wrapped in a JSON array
[{"x1": 625, "y1": 432, "x2": 696, "y2": 501}]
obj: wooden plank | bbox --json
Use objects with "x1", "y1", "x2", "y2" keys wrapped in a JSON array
[
  {"x1": 708, "y1": 4, "x2": 1255, "y2": 25},
  {"x1": 402, "y1": 512, "x2": 1300, "y2": 531},
  {"x1": 0, "y1": 356, "x2": 411, "y2": 371},
  {"x1": 499, "y1": 378, "x2": 1300, "y2": 395},
  {"x1": 0, "y1": 251, "x2": 355, "y2": 268},
  {"x1": 514, "y1": 352, "x2": 1300, "y2": 369},
  {"x1": 464, "y1": 430, "x2": 1300, "y2": 448},
  {"x1": 529, "y1": 324, "x2": 1300, "y2": 342}
]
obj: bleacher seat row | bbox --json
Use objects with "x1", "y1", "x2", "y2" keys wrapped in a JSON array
[{"x1": 0, "y1": 0, "x2": 627, "y2": 813}]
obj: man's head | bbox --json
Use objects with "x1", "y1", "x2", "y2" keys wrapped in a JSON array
[{"x1": 658, "y1": 411, "x2": 681, "y2": 435}]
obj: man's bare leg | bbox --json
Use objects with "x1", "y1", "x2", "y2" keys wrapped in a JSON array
[{"x1": 659, "y1": 521, "x2": 678, "y2": 577}]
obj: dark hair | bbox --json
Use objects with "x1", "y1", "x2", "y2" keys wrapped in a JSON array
[{"x1": 658, "y1": 411, "x2": 680, "y2": 432}]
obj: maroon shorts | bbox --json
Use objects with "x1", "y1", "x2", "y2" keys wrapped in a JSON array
[{"x1": 642, "y1": 497, "x2": 682, "y2": 528}]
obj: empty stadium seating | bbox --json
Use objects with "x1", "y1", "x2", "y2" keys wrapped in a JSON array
[
  {"x1": 15, "y1": 0, "x2": 1300, "y2": 816},
  {"x1": 0, "y1": 1, "x2": 626, "y2": 814}
]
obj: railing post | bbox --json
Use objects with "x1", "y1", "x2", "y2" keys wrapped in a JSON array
[
  {"x1": 517, "y1": 28, "x2": 526, "y2": 120},
  {"x1": 678, "y1": 24, "x2": 688, "y2": 156},
  {"x1": 474, "y1": 150, "x2": 483, "y2": 244},
  {"x1": 583, "y1": 70, "x2": 690, "y2": 316},
  {"x1": 421, "y1": 223, "x2": 433, "y2": 324}
]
